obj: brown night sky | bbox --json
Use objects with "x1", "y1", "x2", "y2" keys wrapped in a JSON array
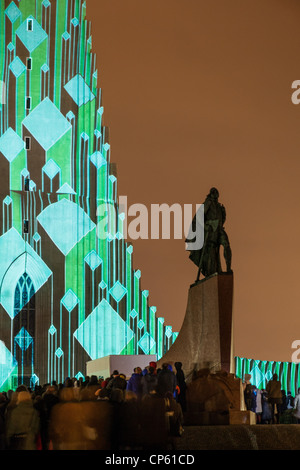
[{"x1": 86, "y1": 0, "x2": 300, "y2": 363}]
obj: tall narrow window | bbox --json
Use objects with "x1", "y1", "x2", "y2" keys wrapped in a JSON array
[
  {"x1": 25, "y1": 136, "x2": 31, "y2": 150},
  {"x1": 23, "y1": 219, "x2": 29, "y2": 233},
  {"x1": 24, "y1": 178, "x2": 30, "y2": 191},
  {"x1": 27, "y1": 19, "x2": 33, "y2": 31},
  {"x1": 13, "y1": 274, "x2": 35, "y2": 375},
  {"x1": 27, "y1": 57, "x2": 32, "y2": 70},
  {"x1": 26, "y1": 97, "x2": 31, "y2": 110}
]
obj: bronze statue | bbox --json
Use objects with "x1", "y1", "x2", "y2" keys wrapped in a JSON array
[{"x1": 186, "y1": 188, "x2": 232, "y2": 281}]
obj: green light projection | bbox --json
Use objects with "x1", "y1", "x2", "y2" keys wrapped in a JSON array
[
  {"x1": 235, "y1": 357, "x2": 300, "y2": 396},
  {"x1": 0, "y1": 0, "x2": 178, "y2": 390}
]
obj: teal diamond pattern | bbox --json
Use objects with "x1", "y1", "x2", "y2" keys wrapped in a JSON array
[
  {"x1": 15, "y1": 327, "x2": 33, "y2": 351},
  {"x1": 74, "y1": 299, "x2": 134, "y2": 359},
  {"x1": 109, "y1": 281, "x2": 127, "y2": 303},
  {"x1": 84, "y1": 250, "x2": 102, "y2": 271},
  {"x1": 138, "y1": 332, "x2": 156, "y2": 354},
  {"x1": 61, "y1": 289, "x2": 79, "y2": 312},
  {"x1": 165, "y1": 326, "x2": 172, "y2": 338},
  {"x1": 130, "y1": 309, "x2": 138, "y2": 319},
  {"x1": 55, "y1": 347, "x2": 63, "y2": 358},
  {"x1": 49, "y1": 324, "x2": 57, "y2": 336}
]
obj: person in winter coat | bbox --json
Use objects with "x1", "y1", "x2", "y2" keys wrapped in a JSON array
[
  {"x1": 286, "y1": 391, "x2": 294, "y2": 409},
  {"x1": 174, "y1": 362, "x2": 187, "y2": 412},
  {"x1": 156, "y1": 363, "x2": 177, "y2": 398},
  {"x1": 126, "y1": 367, "x2": 143, "y2": 399},
  {"x1": 254, "y1": 387, "x2": 263, "y2": 423},
  {"x1": 106, "y1": 372, "x2": 127, "y2": 393},
  {"x1": 266, "y1": 374, "x2": 282, "y2": 424},
  {"x1": 0, "y1": 393, "x2": 8, "y2": 450},
  {"x1": 107, "y1": 373, "x2": 127, "y2": 402},
  {"x1": 141, "y1": 366, "x2": 158, "y2": 396},
  {"x1": 261, "y1": 390, "x2": 272, "y2": 424},
  {"x1": 293, "y1": 388, "x2": 300, "y2": 423},
  {"x1": 5, "y1": 391, "x2": 40, "y2": 450},
  {"x1": 243, "y1": 374, "x2": 255, "y2": 411}
]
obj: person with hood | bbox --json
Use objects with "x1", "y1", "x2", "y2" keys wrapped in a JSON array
[
  {"x1": 126, "y1": 367, "x2": 143, "y2": 399},
  {"x1": 141, "y1": 366, "x2": 158, "y2": 396}
]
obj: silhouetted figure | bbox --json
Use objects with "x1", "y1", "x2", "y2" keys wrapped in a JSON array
[
  {"x1": 79, "y1": 375, "x2": 101, "y2": 401},
  {"x1": 139, "y1": 393, "x2": 168, "y2": 450},
  {"x1": 174, "y1": 362, "x2": 187, "y2": 412},
  {"x1": 254, "y1": 387, "x2": 263, "y2": 423},
  {"x1": 106, "y1": 372, "x2": 127, "y2": 401},
  {"x1": 141, "y1": 367, "x2": 158, "y2": 396},
  {"x1": 5, "y1": 391, "x2": 40, "y2": 450},
  {"x1": 112, "y1": 391, "x2": 140, "y2": 449},
  {"x1": 261, "y1": 390, "x2": 272, "y2": 424},
  {"x1": 39, "y1": 385, "x2": 59, "y2": 450},
  {"x1": 266, "y1": 374, "x2": 282, "y2": 424},
  {"x1": 126, "y1": 367, "x2": 143, "y2": 400},
  {"x1": 286, "y1": 391, "x2": 294, "y2": 409},
  {"x1": 294, "y1": 388, "x2": 300, "y2": 424},
  {"x1": 281, "y1": 390, "x2": 287, "y2": 413},
  {"x1": 0, "y1": 393, "x2": 8, "y2": 450},
  {"x1": 243, "y1": 374, "x2": 255, "y2": 412},
  {"x1": 156, "y1": 363, "x2": 177, "y2": 398},
  {"x1": 164, "y1": 391, "x2": 184, "y2": 437}
]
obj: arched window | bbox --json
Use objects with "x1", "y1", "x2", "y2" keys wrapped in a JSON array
[{"x1": 13, "y1": 273, "x2": 35, "y2": 371}]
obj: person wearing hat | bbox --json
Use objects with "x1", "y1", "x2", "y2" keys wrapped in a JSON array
[
  {"x1": 149, "y1": 362, "x2": 157, "y2": 372},
  {"x1": 126, "y1": 367, "x2": 143, "y2": 399},
  {"x1": 5, "y1": 391, "x2": 40, "y2": 450}
]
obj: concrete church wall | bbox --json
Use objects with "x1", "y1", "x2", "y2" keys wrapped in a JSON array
[{"x1": 0, "y1": 0, "x2": 177, "y2": 391}]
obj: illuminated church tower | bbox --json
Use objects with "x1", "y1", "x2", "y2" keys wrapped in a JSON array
[{"x1": 0, "y1": 0, "x2": 177, "y2": 389}]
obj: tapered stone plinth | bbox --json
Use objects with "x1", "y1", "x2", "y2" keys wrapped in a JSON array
[{"x1": 159, "y1": 273, "x2": 234, "y2": 380}]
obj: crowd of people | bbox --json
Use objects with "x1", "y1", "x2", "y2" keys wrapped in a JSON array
[
  {"x1": 0, "y1": 361, "x2": 187, "y2": 451},
  {"x1": 2, "y1": 363, "x2": 300, "y2": 450},
  {"x1": 243, "y1": 373, "x2": 300, "y2": 424}
]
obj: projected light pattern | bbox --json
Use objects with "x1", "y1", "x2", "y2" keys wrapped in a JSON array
[
  {"x1": 0, "y1": 0, "x2": 177, "y2": 390},
  {"x1": 235, "y1": 357, "x2": 300, "y2": 396}
]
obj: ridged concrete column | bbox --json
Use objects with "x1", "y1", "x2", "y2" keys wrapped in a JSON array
[{"x1": 159, "y1": 273, "x2": 234, "y2": 380}]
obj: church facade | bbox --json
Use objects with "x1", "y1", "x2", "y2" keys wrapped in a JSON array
[{"x1": 0, "y1": 0, "x2": 177, "y2": 390}]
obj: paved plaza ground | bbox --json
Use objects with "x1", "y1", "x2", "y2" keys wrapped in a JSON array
[{"x1": 173, "y1": 425, "x2": 300, "y2": 450}]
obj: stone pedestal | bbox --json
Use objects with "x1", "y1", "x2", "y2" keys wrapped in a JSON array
[
  {"x1": 158, "y1": 272, "x2": 234, "y2": 380},
  {"x1": 229, "y1": 410, "x2": 256, "y2": 425},
  {"x1": 183, "y1": 368, "x2": 246, "y2": 425}
]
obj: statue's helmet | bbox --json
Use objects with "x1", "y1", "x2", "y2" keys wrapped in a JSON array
[{"x1": 209, "y1": 187, "x2": 219, "y2": 199}]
